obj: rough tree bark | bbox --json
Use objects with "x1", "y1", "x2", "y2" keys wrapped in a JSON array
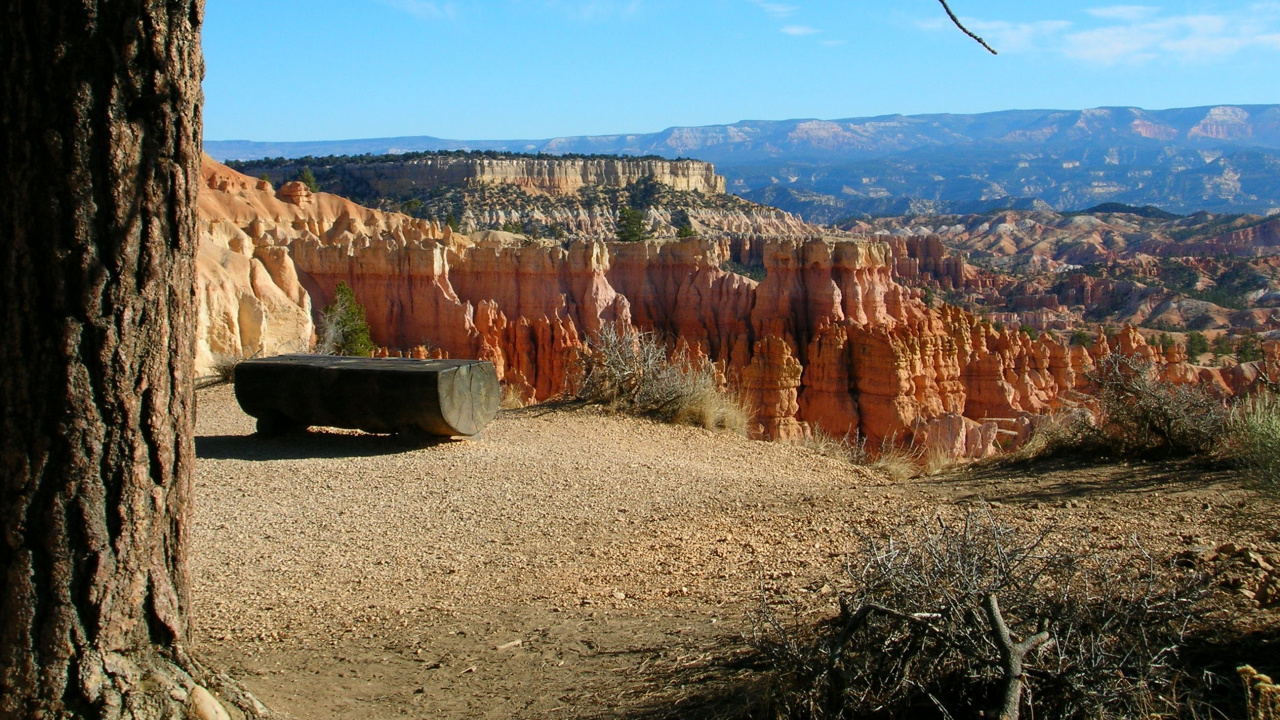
[{"x1": 1, "y1": 2, "x2": 262, "y2": 718}]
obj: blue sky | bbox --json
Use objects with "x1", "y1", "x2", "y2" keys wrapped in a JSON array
[{"x1": 203, "y1": 1, "x2": 1280, "y2": 141}]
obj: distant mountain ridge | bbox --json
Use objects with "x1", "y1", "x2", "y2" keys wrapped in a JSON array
[
  {"x1": 205, "y1": 105, "x2": 1280, "y2": 161},
  {"x1": 206, "y1": 105, "x2": 1280, "y2": 218}
]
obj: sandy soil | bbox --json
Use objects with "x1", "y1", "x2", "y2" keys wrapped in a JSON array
[{"x1": 191, "y1": 385, "x2": 1277, "y2": 719}]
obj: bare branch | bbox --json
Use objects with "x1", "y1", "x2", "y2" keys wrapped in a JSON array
[
  {"x1": 984, "y1": 594, "x2": 1052, "y2": 720},
  {"x1": 937, "y1": 0, "x2": 998, "y2": 55}
]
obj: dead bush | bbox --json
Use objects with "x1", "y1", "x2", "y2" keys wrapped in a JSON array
[
  {"x1": 752, "y1": 511, "x2": 1219, "y2": 720},
  {"x1": 575, "y1": 324, "x2": 749, "y2": 434},
  {"x1": 1089, "y1": 353, "x2": 1228, "y2": 457}
]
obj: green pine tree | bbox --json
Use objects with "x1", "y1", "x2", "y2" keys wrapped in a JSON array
[
  {"x1": 1238, "y1": 333, "x2": 1264, "y2": 362},
  {"x1": 615, "y1": 206, "x2": 652, "y2": 243},
  {"x1": 320, "y1": 282, "x2": 376, "y2": 357},
  {"x1": 1071, "y1": 330, "x2": 1094, "y2": 348},
  {"x1": 1186, "y1": 331, "x2": 1209, "y2": 358},
  {"x1": 673, "y1": 209, "x2": 697, "y2": 238},
  {"x1": 297, "y1": 166, "x2": 320, "y2": 193},
  {"x1": 1212, "y1": 333, "x2": 1235, "y2": 357}
]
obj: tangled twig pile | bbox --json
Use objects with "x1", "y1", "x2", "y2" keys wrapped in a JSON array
[{"x1": 753, "y1": 511, "x2": 1218, "y2": 719}]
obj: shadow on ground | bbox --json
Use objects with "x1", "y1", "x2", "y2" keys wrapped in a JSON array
[
  {"x1": 590, "y1": 614, "x2": 1279, "y2": 720},
  {"x1": 195, "y1": 430, "x2": 461, "y2": 461},
  {"x1": 916, "y1": 456, "x2": 1235, "y2": 503},
  {"x1": 584, "y1": 642, "x2": 771, "y2": 720},
  {"x1": 930, "y1": 456, "x2": 1280, "y2": 543}
]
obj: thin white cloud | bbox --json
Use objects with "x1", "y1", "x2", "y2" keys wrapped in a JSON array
[
  {"x1": 781, "y1": 24, "x2": 820, "y2": 36},
  {"x1": 915, "y1": 16, "x2": 947, "y2": 32},
  {"x1": 381, "y1": 0, "x2": 457, "y2": 19},
  {"x1": 821, "y1": 39, "x2": 845, "y2": 47},
  {"x1": 1065, "y1": 9, "x2": 1280, "y2": 63},
  {"x1": 924, "y1": 4, "x2": 1280, "y2": 65},
  {"x1": 752, "y1": 1, "x2": 798, "y2": 19},
  {"x1": 557, "y1": 0, "x2": 644, "y2": 21},
  {"x1": 1085, "y1": 5, "x2": 1159, "y2": 22},
  {"x1": 965, "y1": 19, "x2": 1071, "y2": 54}
]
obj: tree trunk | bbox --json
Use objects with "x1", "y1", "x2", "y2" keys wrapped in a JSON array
[{"x1": 1, "y1": 3, "x2": 261, "y2": 718}]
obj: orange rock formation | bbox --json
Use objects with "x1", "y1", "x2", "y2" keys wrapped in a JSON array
[{"x1": 195, "y1": 157, "x2": 1279, "y2": 457}]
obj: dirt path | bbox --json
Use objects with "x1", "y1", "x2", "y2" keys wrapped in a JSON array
[{"x1": 191, "y1": 386, "x2": 1275, "y2": 719}]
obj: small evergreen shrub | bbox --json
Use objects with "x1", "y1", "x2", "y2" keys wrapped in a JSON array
[
  {"x1": 673, "y1": 209, "x2": 698, "y2": 238},
  {"x1": 720, "y1": 259, "x2": 767, "y2": 282},
  {"x1": 1186, "y1": 331, "x2": 1210, "y2": 358},
  {"x1": 318, "y1": 281, "x2": 376, "y2": 357},
  {"x1": 296, "y1": 166, "x2": 320, "y2": 193}
]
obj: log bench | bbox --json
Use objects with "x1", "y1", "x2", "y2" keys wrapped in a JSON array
[{"x1": 233, "y1": 354, "x2": 500, "y2": 443}]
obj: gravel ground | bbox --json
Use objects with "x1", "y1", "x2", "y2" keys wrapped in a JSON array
[
  {"x1": 192, "y1": 385, "x2": 881, "y2": 718},
  {"x1": 190, "y1": 385, "x2": 1276, "y2": 719}
]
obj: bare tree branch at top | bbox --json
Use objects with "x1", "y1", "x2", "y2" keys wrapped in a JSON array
[{"x1": 938, "y1": 0, "x2": 999, "y2": 54}]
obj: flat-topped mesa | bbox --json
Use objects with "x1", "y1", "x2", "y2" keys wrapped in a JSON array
[
  {"x1": 374, "y1": 155, "x2": 727, "y2": 196},
  {"x1": 246, "y1": 154, "x2": 726, "y2": 197},
  {"x1": 229, "y1": 153, "x2": 817, "y2": 242}
]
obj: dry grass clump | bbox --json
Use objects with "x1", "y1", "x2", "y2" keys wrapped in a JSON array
[
  {"x1": 919, "y1": 444, "x2": 959, "y2": 477},
  {"x1": 1003, "y1": 410, "x2": 1101, "y2": 463},
  {"x1": 575, "y1": 324, "x2": 750, "y2": 434},
  {"x1": 804, "y1": 430, "x2": 870, "y2": 465},
  {"x1": 673, "y1": 383, "x2": 751, "y2": 435},
  {"x1": 752, "y1": 511, "x2": 1220, "y2": 720},
  {"x1": 499, "y1": 383, "x2": 527, "y2": 410},
  {"x1": 1228, "y1": 391, "x2": 1280, "y2": 491},
  {"x1": 804, "y1": 430, "x2": 918, "y2": 481},
  {"x1": 1240, "y1": 666, "x2": 1280, "y2": 720},
  {"x1": 198, "y1": 353, "x2": 241, "y2": 389},
  {"x1": 874, "y1": 445, "x2": 921, "y2": 482}
]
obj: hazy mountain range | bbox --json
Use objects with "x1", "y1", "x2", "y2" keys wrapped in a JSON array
[{"x1": 205, "y1": 105, "x2": 1280, "y2": 220}]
